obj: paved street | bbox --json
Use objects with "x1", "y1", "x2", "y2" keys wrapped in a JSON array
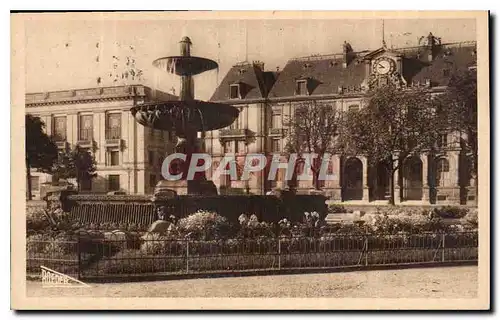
[{"x1": 26, "y1": 266, "x2": 477, "y2": 298}]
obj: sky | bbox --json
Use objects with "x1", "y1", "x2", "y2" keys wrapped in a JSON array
[{"x1": 24, "y1": 16, "x2": 476, "y2": 100}]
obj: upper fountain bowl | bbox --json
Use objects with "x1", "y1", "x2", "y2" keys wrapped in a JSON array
[{"x1": 153, "y1": 56, "x2": 219, "y2": 77}]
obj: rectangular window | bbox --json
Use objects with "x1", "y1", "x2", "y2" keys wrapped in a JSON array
[
  {"x1": 271, "y1": 112, "x2": 282, "y2": 129},
  {"x1": 230, "y1": 84, "x2": 240, "y2": 99},
  {"x1": 107, "y1": 149, "x2": 120, "y2": 166},
  {"x1": 108, "y1": 175, "x2": 120, "y2": 191},
  {"x1": 348, "y1": 104, "x2": 360, "y2": 112},
  {"x1": 149, "y1": 174, "x2": 156, "y2": 188},
  {"x1": 79, "y1": 114, "x2": 93, "y2": 141},
  {"x1": 31, "y1": 176, "x2": 40, "y2": 192},
  {"x1": 53, "y1": 116, "x2": 67, "y2": 141},
  {"x1": 106, "y1": 113, "x2": 121, "y2": 139},
  {"x1": 271, "y1": 139, "x2": 281, "y2": 153},
  {"x1": 223, "y1": 141, "x2": 233, "y2": 153},
  {"x1": 296, "y1": 80, "x2": 308, "y2": 95},
  {"x1": 437, "y1": 133, "x2": 448, "y2": 148},
  {"x1": 148, "y1": 150, "x2": 154, "y2": 166},
  {"x1": 235, "y1": 140, "x2": 245, "y2": 154}
]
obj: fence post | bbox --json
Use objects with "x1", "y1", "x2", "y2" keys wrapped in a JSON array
[
  {"x1": 278, "y1": 237, "x2": 281, "y2": 270},
  {"x1": 365, "y1": 235, "x2": 368, "y2": 266},
  {"x1": 186, "y1": 239, "x2": 190, "y2": 273},
  {"x1": 442, "y1": 233, "x2": 445, "y2": 262}
]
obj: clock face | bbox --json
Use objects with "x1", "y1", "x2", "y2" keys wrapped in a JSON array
[{"x1": 373, "y1": 57, "x2": 395, "y2": 75}]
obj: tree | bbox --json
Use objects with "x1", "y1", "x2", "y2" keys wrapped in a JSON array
[
  {"x1": 338, "y1": 85, "x2": 438, "y2": 205},
  {"x1": 52, "y1": 145, "x2": 97, "y2": 192},
  {"x1": 435, "y1": 70, "x2": 477, "y2": 198},
  {"x1": 284, "y1": 100, "x2": 342, "y2": 190},
  {"x1": 25, "y1": 114, "x2": 59, "y2": 200}
]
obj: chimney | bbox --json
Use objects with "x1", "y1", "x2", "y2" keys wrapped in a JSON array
[
  {"x1": 252, "y1": 60, "x2": 265, "y2": 72},
  {"x1": 342, "y1": 41, "x2": 354, "y2": 68},
  {"x1": 423, "y1": 32, "x2": 441, "y2": 62}
]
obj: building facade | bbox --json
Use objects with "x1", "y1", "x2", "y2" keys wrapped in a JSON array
[
  {"x1": 25, "y1": 33, "x2": 477, "y2": 205},
  {"x1": 25, "y1": 85, "x2": 176, "y2": 199},
  {"x1": 209, "y1": 33, "x2": 477, "y2": 205}
]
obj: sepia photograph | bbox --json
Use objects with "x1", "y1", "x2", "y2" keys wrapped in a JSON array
[{"x1": 10, "y1": 10, "x2": 490, "y2": 310}]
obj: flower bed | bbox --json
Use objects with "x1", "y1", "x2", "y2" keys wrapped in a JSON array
[{"x1": 26, "y1": 206, "x2": 479, "y2": 279}]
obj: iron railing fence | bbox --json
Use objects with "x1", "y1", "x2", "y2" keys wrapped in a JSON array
[
  {"x1": 26, "y1": 238, "x2": 80, "y2": 279},
  {"x1": 26, "y1": 231, "x2": 478, "y2": 280}
]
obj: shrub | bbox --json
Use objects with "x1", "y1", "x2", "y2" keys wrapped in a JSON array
[
  {"x1": 26, "y1": 233, "x2": 76, "y2": 256},
  {"x1": 93, "y1": 249, "x2": 186, "y2": 275},
  {"x1": 328, "y1": 205, "x2": 347, "y2": 214},
  {"x1": 360, "y1": 209, "x2": 449, "y2": 234},
  {"x1": 26, "y1": 205, "x2": 79, "y2": 234},
  {"x1": 26, "y1": 234, "x2": 49, "y2": 254},
  {"x1": 238, "y1": 222, "x2": 275, "y2": 239},
  {"x1": 42, "y1": 237, "x2": 74, "y2": 255},
  {"x1": 433, "y1": 206, "x2": 470, "y2": 219},
  {"x1": 177, "y1": 210, "x2": 232, "y2": 241},
  {"x1": 26, "y1": 208, "x2": 52, "y2": 233},
  {"x1": 140, "y1": 233, "x2": 184, "y2": 256},
  {"x1": 460, "y1": 209, "x2": 478, "y2": 229}
]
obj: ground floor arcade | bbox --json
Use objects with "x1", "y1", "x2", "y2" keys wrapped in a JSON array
[{"x1": 212, "y1": 151, "x2": 477, "y2": 205}]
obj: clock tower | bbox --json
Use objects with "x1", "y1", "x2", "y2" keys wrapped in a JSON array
[{"x1": 363, "y1": 49, "x2": 406, "y2": 89}]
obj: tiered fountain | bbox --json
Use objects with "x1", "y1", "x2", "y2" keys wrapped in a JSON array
[
  {"x1": 58, "y1": 36, "x2": 327, "y2": 230},
  {"x1": 131, "y1": 36, "x2": 239, "y2": 197}
]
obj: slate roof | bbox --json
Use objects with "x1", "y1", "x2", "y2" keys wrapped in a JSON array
[
  {"x1": 267, "y1": 41, "x2": 476, "y2": 98},
  {"x1": 268, "y1": 55, "x2": 368, "y2": 98},
  {"x1": 210, "y1": 62, "x2": 277, "y2": 102},
  {"x1": 211, "y1": 40, "x2": 477, "y2": 101},
  {"x1": 400, "y1": 43, "x2": 477, "y2": 87}
]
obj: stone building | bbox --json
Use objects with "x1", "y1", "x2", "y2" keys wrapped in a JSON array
[
  {"x1": 209, "y1": 33, "x2": 477, "y2": 204},
  {"x1": 25, "y1": 85, "x2": 176, "y2": 199}
]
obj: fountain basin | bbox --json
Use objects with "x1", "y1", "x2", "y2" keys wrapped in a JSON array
[
  {"x1": 130, "y1": 100, "x2": 240, "y2": 135},
  {"x1": 153, "y1": 56, "x2": 219, "y2": 76},
  {"x1": 61, "y1": 193, "x2": 328, "y2": 231}
]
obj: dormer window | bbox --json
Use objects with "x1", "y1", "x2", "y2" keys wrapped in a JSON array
[
  {"x1": 230, "y1": 84, "x2": 240, "y2": 99},
  {"x1": 443, "y1": 69, "x2": 450, "y2": 77},
  {"x1": 303, "y1": 63, "x2": 312, "y2": 70},
  {"x1": 296, "y1": 80, "x2": 308, "y2": 96}
]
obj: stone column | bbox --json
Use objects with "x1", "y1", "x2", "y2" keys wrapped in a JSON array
[
  {"x1": 329, "y1": 154, "x2": 342, "y2": 201},
  {"x1": 449, "y1": 151, "x2": 461, "y2": 203},
  {"x1": 97, "y1": 112, "x2": 106, "y2": 165},
  {"x1": 360, "y1": 156, "x2": 369, "y2": 202},
  {"x1": 67, "y1": 113, "x2": 77, "y2": 146},
  {"x1": 393, "y1": 157, "x2": 401, "y2": 204},
  {"x1": 421, "y1": 153, "x2": 430, "y2": 203}
]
